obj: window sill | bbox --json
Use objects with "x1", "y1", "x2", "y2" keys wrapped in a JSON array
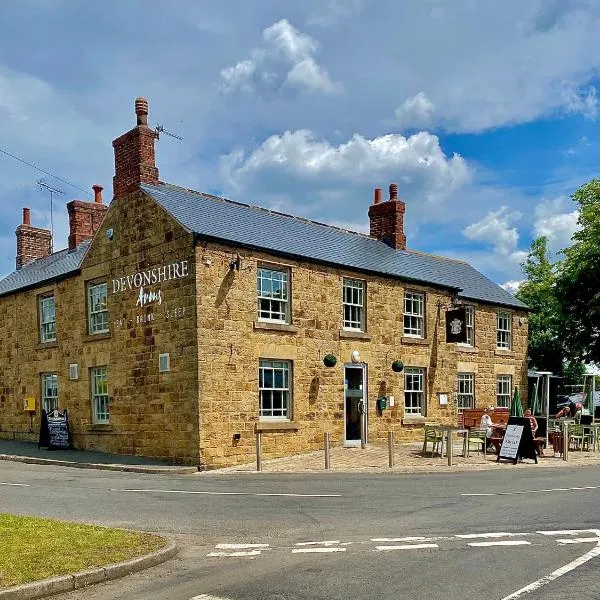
[
  {"x1": 457, "y1": 345, "x2": 479, "y2": 354},
  {"x1": 255, "y1": 421, "x2": 299, "y2": 432},
  {"x1": 36, "y1": 340, "x2": 58, "y2": 350},
  {"x1": 83, "y1": 332, "x2": 112, "y2": 342},
  {"x1": 339, "y1": 330, "x2": 371, "y2": 341},
  {"x1": 253, "y1": 321, "x2": 298, "y2": 333},
  {"x1": 402, "y1": 337, "x2": 429, "y2": 346},
  {"x1": 494, "y1": 349, "x2": 515, "y2": 358},
  {"x1": 402, "y1": 416, "x2": 427, "y2": 425}
]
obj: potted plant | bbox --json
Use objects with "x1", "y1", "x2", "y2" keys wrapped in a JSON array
[
  {"x1": 391, "y1": 359, "x2": 404, "y2": 373},
  {"x1": 323, "y1": 354, "x2": 337, "y2": 368}
]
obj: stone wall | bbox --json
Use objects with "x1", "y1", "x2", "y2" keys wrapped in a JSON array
[
  {"x1": 195, "y1": 242, "x2": 528, "y2": 468},
  {"x1": 0, "y1": 190, "x2": 200, "y2": 464}
]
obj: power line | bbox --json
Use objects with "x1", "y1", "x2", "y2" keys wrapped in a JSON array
[{"x1": 0, "y1": 146, "x2": 92, "y2": 197}]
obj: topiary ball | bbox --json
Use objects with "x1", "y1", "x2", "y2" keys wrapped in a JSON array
[
  {"x1": 323, "y1": 354, "x2": 337, "y2": 368},
  {"x1": 391, "y1": 359, "x2": 404, "y2": 373}
]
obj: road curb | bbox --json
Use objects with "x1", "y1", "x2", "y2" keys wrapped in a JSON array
[
  {"x1": 0, "y1": 540, "x2": 178, "y2": 600},
  {"x1": 0, "y1": 453, "x2": 198, "y2": 475}
]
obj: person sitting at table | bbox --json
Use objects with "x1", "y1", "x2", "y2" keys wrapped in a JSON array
[
  {"x1": 555, "y1": 405, "x2": 571, "y2": 419},
  {"x1": 525, "y1": 408, "x2": 543, "y2": 456},
  {"x1": 480, "y1": 406, "x2": 500, "y2": 452}
]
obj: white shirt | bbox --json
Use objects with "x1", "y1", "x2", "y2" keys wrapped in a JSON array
[{"x1": 480, "y1": 414, "x2": 493, "y2": 437}]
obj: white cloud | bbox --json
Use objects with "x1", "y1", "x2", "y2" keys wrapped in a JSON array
[
  {"x1": 395, "y1": 92, "x2": 436, "y2": 130},
  {"x1": 561, "y1": 84, "x2": 598, "y2": 120},
  {"x1": 219, "y1": 19, "x2": 339, "y2": 95},
  {"x1": 533, "y1": 196, "x2": 580, "y2": 253},
  {"x1": 501, "y1": 280, "x2": 525, "y2": 295},
  {"x1": 463, "y1": 207, "x2": 527, "y2": 263},
  {"x1": 220, "y1": 129, "x2": 471, "y2": 202},
  {"x1": 307, "y1": 0, "x2": 363, "y2": 27}
]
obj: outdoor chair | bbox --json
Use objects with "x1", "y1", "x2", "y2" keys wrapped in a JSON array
[
  {"x1": 467, "y1": 427, "x2": 488, "y2": 456},
  {"x1": 568, "y1": 425, "x2": 591, "y2": 451},
  {"x1": 422, "y1": 424, "x2": 443, "y2": 457}
]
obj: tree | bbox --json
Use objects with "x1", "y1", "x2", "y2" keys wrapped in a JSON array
[
  {"x1": 555, "y1": 179, "x2": 600, "y2": 363},
  {"x1": 516, "y1": 236, "x2": 563, "y2": 373}
]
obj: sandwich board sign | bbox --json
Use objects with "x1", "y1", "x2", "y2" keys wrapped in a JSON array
[{"x1": 497, "y1": 416, "x2": 537, "y2": 464}]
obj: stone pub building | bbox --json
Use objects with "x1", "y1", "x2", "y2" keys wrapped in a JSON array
[{"x1": 0, "y1": 98, "x2": 528, "y2": 468}]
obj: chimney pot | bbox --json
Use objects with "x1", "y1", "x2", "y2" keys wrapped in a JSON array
[
  {"x1": 135, "y1": 97, "x2": 149, "y2": 126},
  {"x1": 374, "y1": 188, "x2": 382, "y2": 205},
  {"x1": 368, "y1": 183, "x2": 406, "y2": 250},
  {"x1": 92, "y1": 184, "x2": 104, "y2": 204},
  {"x1": 23, "y1": 207, "x2": 31, "y2": 226},
  {"x1": 389, "y1": 183, "x2": 398, "y2": 201}
]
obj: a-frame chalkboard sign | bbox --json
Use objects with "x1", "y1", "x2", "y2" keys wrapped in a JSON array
[
  {"x1": 39, "y1": 408, "x2": 71, "y2": 450},
  {"x1": 497, "y1": 417, "x2": 538, "y2": 464}
]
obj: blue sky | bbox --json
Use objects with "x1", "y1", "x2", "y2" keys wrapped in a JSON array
[{"x1": 1, "y1": 0, "x2": 598, "y2": 289}]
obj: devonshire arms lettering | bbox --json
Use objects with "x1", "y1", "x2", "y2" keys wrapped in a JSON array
[{"x1": 112, "y1": 260, "x2": 189, "y2": 295}]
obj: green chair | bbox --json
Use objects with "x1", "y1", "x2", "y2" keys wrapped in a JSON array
[
  {"x1": 467, "y1": 427, "x2": 488, "y2": 456},
  {"x1": 569, "y1": 425, "x2": 591, "y2": 451},
  {"x1": 422, "y1": 424, "x2": 443, "y2": 457}
]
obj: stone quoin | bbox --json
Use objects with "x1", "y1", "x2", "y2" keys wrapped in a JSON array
[{"x1": 0, "y1": 98, "x2": 529, "y2": 468}]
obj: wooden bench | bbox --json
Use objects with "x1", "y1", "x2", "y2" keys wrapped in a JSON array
[{"x1": 459, "y1": 408, "x2": 510, "y2": 429}]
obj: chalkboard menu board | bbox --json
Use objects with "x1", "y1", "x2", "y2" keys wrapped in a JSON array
[
  {"x1": 497, "y1": 417, "x2": 537, "y2": 464},
  {"x1": 39, "y1": 409, "x2": 70, "y2": 450}
]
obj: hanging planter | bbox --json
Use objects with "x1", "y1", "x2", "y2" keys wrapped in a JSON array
[
  {"x1": 391, "y1": 359, "x2": 404, "y2": 373},
  {"x1": 323, "y1": 354, "x2": 337, "y2": 368}
]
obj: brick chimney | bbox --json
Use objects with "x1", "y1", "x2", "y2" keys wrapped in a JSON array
[
  {"x1": 67, "y1": 185, "x2": 109, "y2": 251},
  {"x1": 112, "y1": 97, "x2": 159, "y2": 198},
  {"x1": 15, "y1": 208, "x2": 52, "y2": 269},
  {"x1": 368, "y1": 183, "x2": 407, "y2": 250}
]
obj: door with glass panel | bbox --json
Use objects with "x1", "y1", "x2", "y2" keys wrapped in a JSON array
[{"x1": 344, "y1": 365, "x2": 366, "y2": 446}]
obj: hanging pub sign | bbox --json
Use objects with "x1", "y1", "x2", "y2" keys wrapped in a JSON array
[
  {"x1": 445, "y1": 307, "x2": 467, "y2": 343},
  {"x1": 39, "y1": 409, "x2": 71, "y2": 450}
]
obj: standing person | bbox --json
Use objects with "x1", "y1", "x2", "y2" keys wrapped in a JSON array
[{"x1": 524, "y1": 408, "x2": 538, "y2": 436}]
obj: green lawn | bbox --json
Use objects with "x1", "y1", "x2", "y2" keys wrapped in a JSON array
[{"x1": 0, "y1": 513, "x2": 166, "y2": 587}]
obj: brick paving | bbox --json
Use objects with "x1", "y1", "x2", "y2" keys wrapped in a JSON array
[{"x1": 212, "y1": 440, "x2": 600, "y2": 474}]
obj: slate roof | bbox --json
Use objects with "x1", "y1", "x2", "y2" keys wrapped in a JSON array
[
  {"x1": 143, "y1": 183, "x2": 527, "y2": 309},
  {"x1": 0, "y1": 241, "x2": 90, "y2": 297}
]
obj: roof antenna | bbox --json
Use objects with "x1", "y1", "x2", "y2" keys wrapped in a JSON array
[
  {"x1": 155, "y1": 123, "x2": 183, "y2": 141},
  {"x1": 37, "y1": 178, "x2": 65, "y2": 253}
]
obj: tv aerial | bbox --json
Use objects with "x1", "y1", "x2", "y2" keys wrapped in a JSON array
[
  {"x1": 155, "y1": 123, "x2": 183, "y2": 141},
  {"x1": 37, "y1": 178, "x2": 65, "y2": 252}
]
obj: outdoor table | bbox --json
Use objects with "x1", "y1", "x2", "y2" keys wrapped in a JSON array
[{"x1": 438, "y1": 426, "x2": 469, "y2": 460}]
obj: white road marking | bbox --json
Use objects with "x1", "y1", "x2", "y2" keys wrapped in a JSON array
[
  {"x1": 110, "y1": 488, "x2": 340, "y2": 498},
  {"x1": 463, "y1": 485, "x2": 600, "y2": 497},
  {"x1": 501, "y1": 533, "x2": 600, "y2": 599},
  {"x1": 468, "y1": 540, "x2": 531, "y2": 548},
  {"x1": 456, "y1": 532, "x2": 528, "y2": 539},
  {"x1": 215, "y1": 543, "x2": 269, "y2": 549},
  {"x1": 371, "y1": 536, "x2": 430, "y2": 542},
  {"x1": 207, "y1": 550, "x2": 262, "y2": 557},
  {"x1": 557, "y1": 537, "x2": 600, "y2": 545},
  {"x1": 190, "y1": 595, "x2": 234, "y2": 599},
  {"x1": 0, "y1": 482, "x2": 29, "y2": 487},
  {"x1": 537, "y1": 529, "x2": 597, "y2": 536},
  {"x1": 375, "y1": 544, "x2": 439, "y2": 551},
  {"x1": 295, "y1": 540, "x2": 341, "y2": 546},
  {"x1": 291, "y1": 547, "x2": 346, "y2": 554}
]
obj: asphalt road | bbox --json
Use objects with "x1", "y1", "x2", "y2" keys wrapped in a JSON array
[{"x1": 2, "y1": 461, "x2": 600, "y2": 599}]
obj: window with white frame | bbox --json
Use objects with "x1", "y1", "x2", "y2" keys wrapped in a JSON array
[
  {"x1": 39, "y1": 295, "x2": 56, "y2": 343},
  {"x1": 91, "y1": 366, "x2": 109, "y2": 423},
  {"x1": 88, "y1": 282, "x2": 109, "y2": 334},
  {"x1": 464, "y1": 306, "x2": 475, "y2": 346},
  {"x1": 342, "y1": 278, "x2": 365, "y2": 330},
  {"x1": 497, "y1": 311, "x2": 512, "y2": 349},
  {"x1": 257, "y1": 267, "x2": 289, "y2": 323},
  {"x1": 457, "y1": 373, "x2": 474, "y2": 410},
  {"x1": 497, "y1": 375, "x2": 512, "y2": 408},
  {"x1": 404, "y1": 292, "x2": 424, "y2": 337},
  {"x1": 41, "y1": 373, "x2": 58, "y2": 413},
  {"x1": 258, "y1": 360, "x2": 291, "y2": 419},
  {"x1": 404, "y1": 367, "x2": 426, "y2": 415}
]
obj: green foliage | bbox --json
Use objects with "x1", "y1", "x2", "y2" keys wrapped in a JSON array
[
  {"x1": 555, "y1": 179, "x2": 600, "y2": 363},
  {"x1": 516, "y1": 236, "x2": 563, "y2": 373}
]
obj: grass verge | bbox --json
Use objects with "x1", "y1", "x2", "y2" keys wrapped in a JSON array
[{"x1": 0, "y1": 513, "x2": 166, "y2": 587}]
